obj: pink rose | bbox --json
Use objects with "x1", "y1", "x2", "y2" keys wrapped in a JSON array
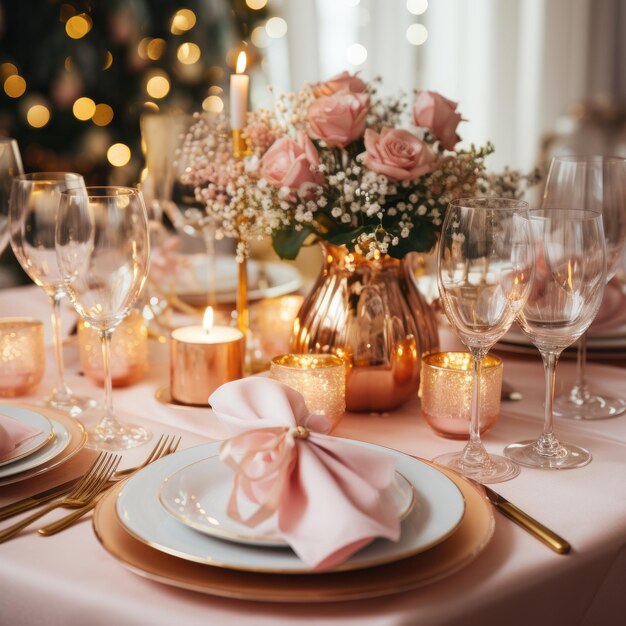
[
  {"x1": 314, "y1": 71, "x2": 367, "y2": 97},
  {"x1": 360, "y1": 127, "x2": 435, "y2": 181},
  {"x1": 260, "y1": 131, "x2": 323, "y2": 192},
  {"x1": 307, "y1": 91, "x2": 369, "y2": 149},
  {"x1": 413, "y1": 91, "x2": 462, "y2": 150}
]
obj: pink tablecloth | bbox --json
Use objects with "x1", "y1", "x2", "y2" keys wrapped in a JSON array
[{"x1": 0, "y1": 286, "x2": 625, "y2": 626}]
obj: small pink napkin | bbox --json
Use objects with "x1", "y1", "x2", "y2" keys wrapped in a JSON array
[
  {"x1": 591, "y1": 278, "x2": 626, "y2": 332},
  {"x1": 0, "y1": 413, "x2": 42, "y2": 462},
  {"x1": 209, "y1": 378, "x2": 400, "y2": 571}
]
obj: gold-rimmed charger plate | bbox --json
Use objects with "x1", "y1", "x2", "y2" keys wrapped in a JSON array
[
  {"x1": 0, "y1": 404, "x2": 86, "y2": 487},
  {"x1": 93, "y1": 462, "x2": 494, "y2": 602}
]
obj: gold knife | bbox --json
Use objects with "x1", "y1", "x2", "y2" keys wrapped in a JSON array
[
  {"x1": 482, "y1": 484, "x2": 571, "y2": 554},
  {"x1": 0, "y1": 479, "x2": 78, "y2": 521}
]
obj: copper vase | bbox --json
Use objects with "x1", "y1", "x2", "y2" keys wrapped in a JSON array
[{"x1": 291, "y1": 243, "x2": 439, "y2": 412}]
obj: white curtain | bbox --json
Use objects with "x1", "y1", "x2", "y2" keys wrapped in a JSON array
[{"x1": 265, "y1": 0, "x2": 621, "y2": 171}]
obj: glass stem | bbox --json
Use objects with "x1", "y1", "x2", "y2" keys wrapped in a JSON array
[
  {"x1": 99, "y1": 328, "x2": 115, "y2": 419},
  {"x1": 470, "y1": 354, "x2": 483, "y2": 445},
  {"x1": 536, "y1": 351, "x2": 563, "y2": 456},
  {"x1": 571, "y1": 332, "x2": 590, "y2": 403},
  {"x1": 461, "y1": 350, "x2": 491, "y2": 469},
  {"x1": 49, "y1": 292, "x2": 71, "y2": 400}
]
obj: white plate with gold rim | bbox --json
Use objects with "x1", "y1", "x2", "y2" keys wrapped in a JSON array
[
  {"x1": 0, "y1": 417, "x2": 70, "y2": 479},
  {"x1": 116, "y1": 440, "x2": 465, "y2": 574},
  {"x1": 158, "y1": 456, "x2": 416, "y2": 548},
  {"x1": 0, "y1": 405, "x2": 54, "y2": 467}
]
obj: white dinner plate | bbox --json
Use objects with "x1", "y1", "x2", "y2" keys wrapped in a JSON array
[
  {"x1": 158, "y1": 456, "x2": 416, "y2": 548},
  {"x1": 0, "y1": 417, "x2": 70, "y2": 479},
  {"x1": 175, "y1": 255, "x2": 302, "y2": 305},
  {"x1": 116, "y1": 441, "x2": 465, "y2": 574},
  {"x1": 0, "y1": 405, "x2": 54, "y2": 467}
]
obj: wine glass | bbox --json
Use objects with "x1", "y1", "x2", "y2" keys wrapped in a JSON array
[
  {"x1": 56, "y1": 186, "x2": 151, "y2": 450},
  {"x1": 504, "y1": 208, "x2": 607, "y2": 469},
  {"x1": 545, "y1": 156, "x2": 626, "y2": 419},
  {"x1": 0, "y1": 139, "x2": 23, "y2": 256},
  {"x1": 9, "y1": 173, "x2": 94, "y2": 416},
  {"x1": 435, "y1": 198, "x2": 535, "y2": 483}
]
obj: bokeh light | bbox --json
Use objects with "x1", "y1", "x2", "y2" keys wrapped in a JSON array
[
  {"x1": 202, "y1": 95, "x2": 224, "y2": 113},
  {"x1": 65, "y1": 14, "x2": 92, "y2": 39},
  {"x1": 3, "y1": 74, "x2": 26, "y2": 98},
  {"x1": 146, "y1": 72, "x2": 170, "y2": 99},
  {"x1": 266, "y1": 17, "x2": 288, "y2": 39},
  {"x1": 107, "y1": 143, "x2": 131, "y2": 167},
  {"x1": 406, "y1": 24, "x2": 428, "y2": 45},
  {"x1": 143, "y1": 102, "x2": 160, "y2": 112},
  {"x1": 92, "y1": 104, "x2": 114, "y2": 126},
  {"x1": 73, "y1": 97, "x2": 96, "y2": 121},
  {"x1": 0, "y1": 63, "x2": 17, "y2": 78},
  {"x1": 26, "y1": 105, "x2": 50, "y2": 128},
  {"x1": 147, "y1": 38, "x2": 166, "y2": 61},
  {"x1": 407, "y1": 0, "x2": 429, "y2": 15},
  {"x1": 171, "y1": 9, "x2": 196, "y2": 35},
  {"x1": 251, "y1": 26, "x2": 269, "y2": 48},
  {"x1": 177, "y1": 42, "x2": 201, "y2": 64},
  {"x1": 246, "y1": 0, "x2": 268, "y2": 9},
  {"x1": 346, "y1": 43, "x2": 367, "y2": 65},
  {"x1": 103, "y1": 51, "x2": 113, "y2": 70}
]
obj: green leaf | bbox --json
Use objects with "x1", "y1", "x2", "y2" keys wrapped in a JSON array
[
  {"x1": 388, "y1": 225, "x2": 438, "y2": 259},
  {"x1": 272, "y1": 227, "x2": 315, "y2": 260},
  {"x1": 325, "y1": 226, "x2": 366, "y2": 247}
]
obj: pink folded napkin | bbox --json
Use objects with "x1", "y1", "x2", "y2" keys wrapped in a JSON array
[
  {"x1": 0, "y1": 412, "x2": 42, "y2": 462},
  {"x1": 591, "y1": 278, "x2": 626, "y2": 332},
  {"x1": 209, "y1": 378, "x2": 400, "y2": 571}
]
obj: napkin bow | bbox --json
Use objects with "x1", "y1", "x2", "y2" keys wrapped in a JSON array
[{"x1": 209, "y1": 378, "x2": 401, "y2": 571}]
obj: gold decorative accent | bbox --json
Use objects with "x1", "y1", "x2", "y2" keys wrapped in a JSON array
[
  {"x1": 291, "y1": 425, "x2": 309, "y2": 440},
  {"x1": 231, "y1": 128, "x2": 251, "y2": 159},
  {"x1": 236, "y1": 254, "x2": 249, "y2": 336}
]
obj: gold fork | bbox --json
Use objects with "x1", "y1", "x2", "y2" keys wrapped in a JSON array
[
  {"x1": 0, "y1": 452, "x2": 121, "y2": 543},
  {"x1": 38, "y1": 435, "x2": 181, "y2": 536},
  {"x1": 0, "y1": 435, "x2": 179, "y2": 522}
]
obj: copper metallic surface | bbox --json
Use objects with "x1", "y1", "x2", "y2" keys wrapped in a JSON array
[{"x1": 291, "y1": 243, "x2": 439, "y2": 412}]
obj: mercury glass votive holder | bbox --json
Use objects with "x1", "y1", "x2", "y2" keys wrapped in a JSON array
[
  {"x1": 78, "y1": 309, "x2": 148, "y2": 387},
  {"x1": 420, "y1": 352, "x2": 503, "y2": 439},
  {"x1": 270, "y1": 354, "x2": 346, "y2": 431},
  {"x1": 0, "y1": 318, "x2": 45, "y2": 397}
]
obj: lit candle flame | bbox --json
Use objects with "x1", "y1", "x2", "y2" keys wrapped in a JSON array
[
  {"x1": 203, "y1": 306, "x2": 214, "y2": 334},
  {"x1": 235, "y1": 51, "x2": 247, "y2": 74}
]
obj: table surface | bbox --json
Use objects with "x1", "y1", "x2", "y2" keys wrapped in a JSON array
[{"x1": 0, "y1": 285, "x2": 625, "y2": 626}]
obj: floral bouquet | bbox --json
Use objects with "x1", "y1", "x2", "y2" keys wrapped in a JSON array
[{"x1": 179, "y1": 71, "x2": 537, "y2": 261}]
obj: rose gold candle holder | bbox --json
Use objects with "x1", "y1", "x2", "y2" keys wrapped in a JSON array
[
  {"x1": 170, "y1": 311, "x2": 245, "y2": 406},
  {"x1": 78, "y1": 309, "x2": 148, "y2": 387},
  {"x1": 420, "y1": 352, "x2": 503, "y2": 439},
  {"x1": 0, "y1": 318, "x2": 45, "y2": 397},
  {"x1": 270, "y1": 354, "x2": 346, "y2": 431}
]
